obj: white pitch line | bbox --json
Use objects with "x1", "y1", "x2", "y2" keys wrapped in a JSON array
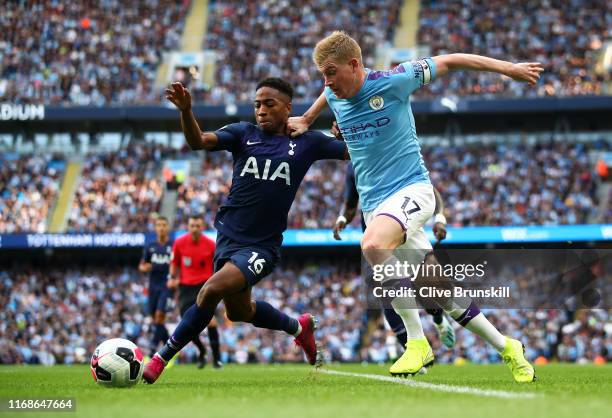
[{"x1": 320, "y1": 369, "x2": 539, "y2": 400}]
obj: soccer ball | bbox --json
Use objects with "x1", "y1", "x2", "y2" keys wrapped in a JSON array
[{"x1": 90, "y1": 338, "x2": 144, "y2": 387}]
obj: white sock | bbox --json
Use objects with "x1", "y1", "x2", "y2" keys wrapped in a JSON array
[
  {"x1": 292, "y1": 322, "x2": 302, "y2": 337},
  {"x1": 376, "y1": 255, "x2": 425, "y2": 341},
  {"x1": 459, "y1": 313, "x2": 506, "y2": 352},
  {"x1": 392, "y1": 308, "x2": 425, "y2": 340}
]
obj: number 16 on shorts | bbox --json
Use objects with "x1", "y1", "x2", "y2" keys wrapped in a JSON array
[{"x1": 247, "y1": 252, "x2": 266, "y2": 275}]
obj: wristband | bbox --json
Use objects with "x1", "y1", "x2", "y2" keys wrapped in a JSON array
[
  {"x1": 336, "y1": 215, "x2": 348, "y2": 225},
  {"x1": 434, "y1": 214, "x2": 447, "y2": 225}
]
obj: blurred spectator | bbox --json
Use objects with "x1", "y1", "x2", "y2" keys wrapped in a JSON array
[
  {"x1": 0, "y1": 153, "x2": 64, "y2": 233},
  {"x1": 174, "y1": 152, "x2": 233, "y2": 230}
]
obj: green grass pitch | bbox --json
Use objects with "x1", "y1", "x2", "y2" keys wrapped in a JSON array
[{"x1": 1, "y1": 364, "x2": 610, "y2": 418}]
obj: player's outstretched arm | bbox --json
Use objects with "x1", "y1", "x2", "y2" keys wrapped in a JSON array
[
  {"x1": 165, "y1": 82, "x2": 219, "y2": 150},
  {"x1": 432, "y1": 54, "x2": 543, "y2": 85},
  {"x1": 287, "y1": 92, "x2": 329, "y2": 137}
]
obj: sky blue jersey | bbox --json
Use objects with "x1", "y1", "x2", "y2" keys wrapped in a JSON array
[{"x1": 324, "y1": 58, "x2": 436, "y2": 212}]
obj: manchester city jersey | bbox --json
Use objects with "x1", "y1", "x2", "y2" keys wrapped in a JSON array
[{"x1": 324, "y1": 58, "x2": 436, "y2": 212}]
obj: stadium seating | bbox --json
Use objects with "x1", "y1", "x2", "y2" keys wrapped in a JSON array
[
  {"x1": 4, "y1": 137, "x2": 606, "y2": 234},
  {"x1": 416, "y1": 0, "x2": 607, "y2": 98},
  {"x1": 200, "y1": 0, "x2": 608, "y2": 104},
  {"x1": 173, "y1": 140, "x2": 608, "y2": 230},
  {"x1": 425, "y1": 141, "x2": 603, "y2": 226},
  {"x1": 66, "y1": 145, "x2": 168, "y2": 233},
  {"x1": 199, "y1": 0, "x2": 401, "y2": 104},
  {"x1": 2, "y1": 1, "x2": 607, "y2": 105},
  {"x1": 1, "y1": 264, "x2": 609, "y2": 365},
  {"x1": 0, "y1": 0, "x2": 188, "y2": 105},
  {"x1": 0, "y1": 153, "x2": 64, "y2": 233}
]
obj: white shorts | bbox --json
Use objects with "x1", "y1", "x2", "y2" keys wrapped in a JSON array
[{"x1": 363, "y1": 182, "x2": 434, "y2": 254}]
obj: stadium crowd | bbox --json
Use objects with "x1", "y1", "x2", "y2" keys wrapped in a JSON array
[
  {"x1": 174, "y1": 140, "x2": 606, "y2": 230},
  {"x1": 200, "y1": 0, "x2": 608, "y2": 103},
  {"x1": 416, "y1": 0, "x2": 608, "y2": 98},
  {"x1": 199, "y1": 0, "x2": 401, "y2": 104},
  {"x1": 1, "y1": 263, "x2": 609, "y2": 365},
  {"x1": 66, "y1": 144, "x2": 169, "y2": 233},
  {"x1": 173, "y1": 152, "x2": 233, "y2": 231},
  {"x1": 425, "y1": 141, "x2": 603, "y2": 226},
  {"x1": 1, "y1": 1, "x2": 607, "y2": 106},
  {"x1": 3, "y1": 138, "x2": 606, "y2": 234},
  {"x1": 0, "y1": 0, "x2": 188, "y2": 105},
  {"x1": 0, "y1": 153, "x2": 64, "y2": 233}
]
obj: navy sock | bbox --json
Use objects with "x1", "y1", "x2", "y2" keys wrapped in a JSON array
[
  {"x1": 151, "y1": 326, "x2": 160, "y2": 353},
  {"x1": 454, "y1": 300, "x2": 482, "y2": 327},
  {"x1": 159, "y1": 323, "x2": 169, "y2": 343},
  {"x1": 251, "y1": 301, "x2": 299, "y2": 335},
  {"x1": 150, "y1": 324, "x2": 167, "y2": 355},
  {"x1": 208, "y1": 326, "x2": 221, "y2": 363},
  {"x1": 427, "y1": 309, "x2": 444, "y2": 325},
  {"x1": 158, "y1": 304, "x2": 216, "y2": 362},
  {"x1": 191, "y1": 336, "x2": 206, "y2": 356},
  {"x1": 383, "y1": 309, "x2": 407, "y2": 346}
]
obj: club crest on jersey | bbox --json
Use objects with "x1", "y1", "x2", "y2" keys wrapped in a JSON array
[
  {"x1": 183, "y1": 256, "x2": 192, "y2": 267},
  {"x1": 288, "y1": 141, "x2": 296, "y2": 156},
  {"x1": 369, "y1": 95, "x2": 384, "y2": 110}
]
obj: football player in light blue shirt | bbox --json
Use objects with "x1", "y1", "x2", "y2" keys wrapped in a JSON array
[{"x1": 289, "y1": 31, "x2": 542, "y2": 382}]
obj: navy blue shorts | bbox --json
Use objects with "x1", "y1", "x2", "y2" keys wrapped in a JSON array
[
  {"x1": 213, "y1": 233, "x2": 280, "y2": 287},
  {"x1": 148, "y1": 286, "x2": 171, "y2": 315}
]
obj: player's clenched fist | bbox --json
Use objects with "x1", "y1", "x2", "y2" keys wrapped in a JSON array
[{"x1": 165, "y1": 82, "x2": 192, "y2": 111}]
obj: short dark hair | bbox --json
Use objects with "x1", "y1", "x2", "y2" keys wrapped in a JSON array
[
  {"x1": 188, "y1": 213, "x2": 204, "y2": 221},
  {"x1": 256, "y1": 77, "x2": 294, "y2": 100},
  {"x1": 155, "y1": 216, "x2": 168, "y2": 223}
]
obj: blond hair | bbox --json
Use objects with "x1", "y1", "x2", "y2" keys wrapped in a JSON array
[{"x1": 313, "y1": 31, "x2": 362, "y2": 67}]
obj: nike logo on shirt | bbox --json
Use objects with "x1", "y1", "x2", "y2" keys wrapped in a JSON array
[{"x1": 246, "y1": 140, "x2": 262, "y2": 145}]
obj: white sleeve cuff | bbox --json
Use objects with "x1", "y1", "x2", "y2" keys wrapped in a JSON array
[{"x1": 434, "y1": 214, "x2": 447, "y2": 225}]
